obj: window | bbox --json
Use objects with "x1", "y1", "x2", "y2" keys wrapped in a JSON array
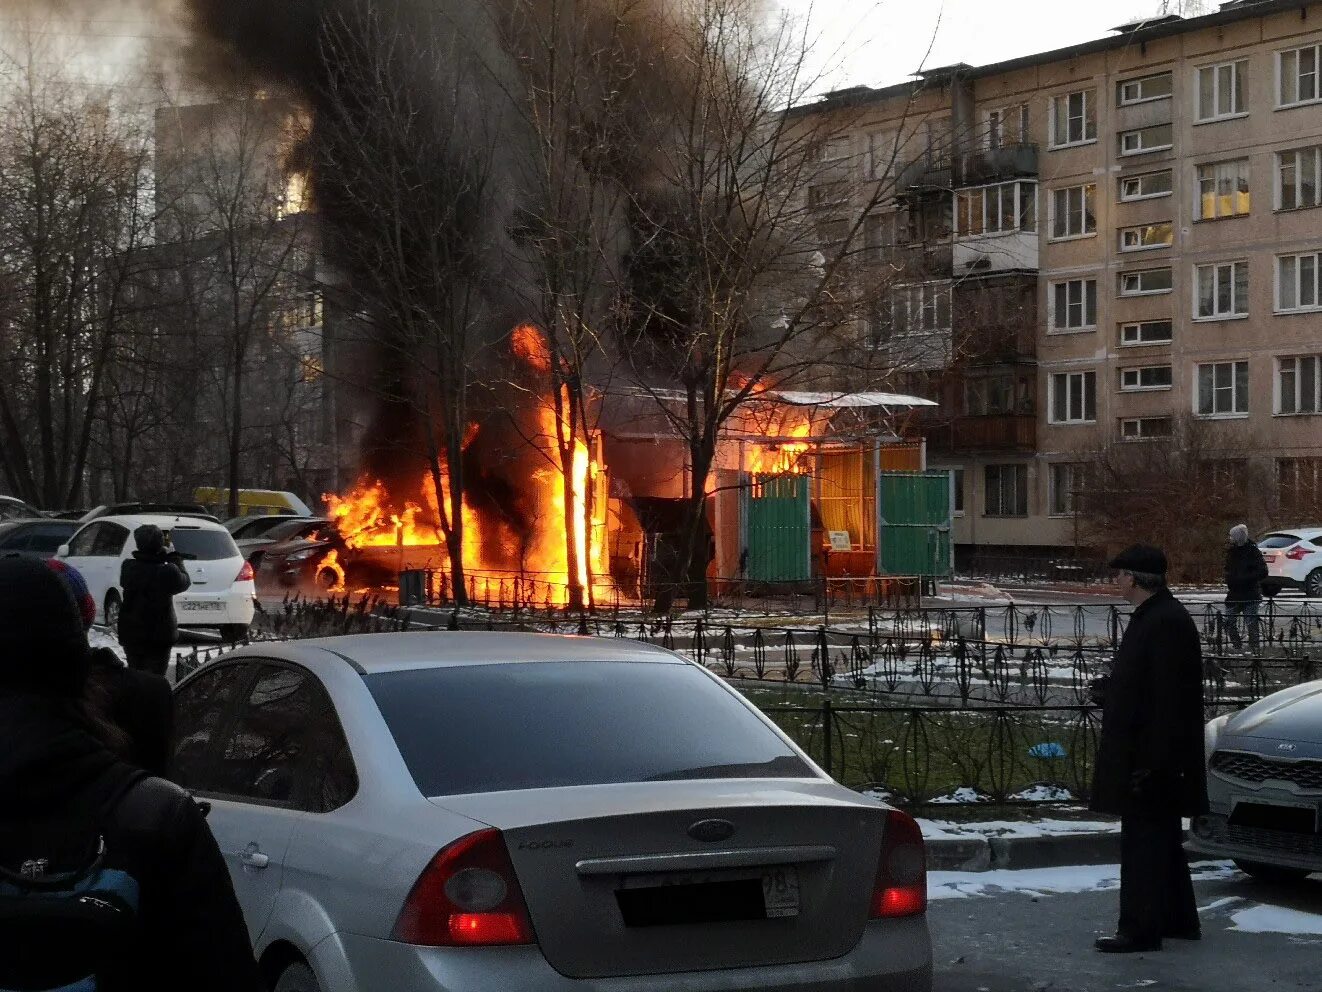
[
  {"x1": 1195, "y1": 260, "x2": 1248, "y2": 318},
  {"x1": 808, "y1": 182, "x2": 846, "y2": 208},
  {"x1": 1279, "y1": 45, "x2": 1322, "y2": 107},
  {"x1": 863, "y1": 213, "x2": 895, "y2": 260},
  {"x1": 367, "y1": 663, "x2": 811, "y2": 797},
  {"x1": 1120, "y1": 416, "x2": 1173, "y2": 440},
  {"x1": 1196, "y1": 360, "x2": 1250, "y2": 417},
  {"x1": 172, "y1": 663, "x2": 259, "y2": 793},
  {"x1": 1277, "y1": 251, "x2": 1322, "y2": 311},
  {"x1": 1049, "y1": 371, "x2": 1098, "y2": 424},
  {"x1": 821, "y1": 136, "x2": 852, "y2": 163},
  {"x1": 1119, "y1": 267, "x2": 1173, "y2": 296},
  {"x1": 1049, "y1": 463, "x2": 1089, "y2": 517},
  {"x1": 986, "y1": 103, "x2": 1029, "y2": 148},
  {"x1": 1120, "y1": 170, "x2": 1173, "y2": 201},
  {"x1": 955, "y1": 181, "x2": 1036, "y2": 236},
  {"x1": 1051, "y1": 184, "x2": 1096, "y2": 239},
  {"x1": 1196, "y1": 60, "x2": 1247, "y2": 120},
  {"x1": 66, "y1": 523, "x2": 103, "y2": 558},
  {"x1": 964, "y1": 375, "x2": 1017, "y2": 415},
  {"x1": 868, "y1": 131, "x2": 897, "y2": 180},
  {"x1": 984, "y1": 464, "x2": 1028, "y2": 517},
  {"x1": 890, "y1": 282, "x2": 952, "y2": 334},
  {"x1": 1119, "y1": 365, "x2": 1173, "y2": 391},
  {"x1": 817, "y1": 218, "x2": 848, "y2": 250},
  {"x1": 92, "y1": 523, "x2": 129, "y2": 557},
  {"x1": 952, "y1": 468, "x2": 965, "y2": 515},
  {"x1": 1119, "y1": 222, "x2": 1173, "y2": 252},
  {"x1": 1120, "y1": 319, "x2": 1174, "y2": 346},
  {"x1": 1051, "y1": 278, "x2": 1097, "y2": 331},
  {"x1": 1196, "y1": 159, "x2": 1251, "y2": 219},
  {"x1": 1050, "y1": 90, "x2": 1096, "y2": 147},
  {"x1": 1119, "y1": 124, "x2": 1173, "y2": 156},
  {"x1": 1278, "y1": 457, "x2": 1322, "y2": 508},
  {"x1": 1118, "y1": 72, "x2": 1173, "y2": 106},
  {"x1": 1277, "y1": 355, "x2": 1321, "y2": 415},
  {"x1": 168, "y1": 528, "x2": 240, "y2": 561},
  {"x1": 1277, "y1": 146, "x2": 1322, "y2": 210}
]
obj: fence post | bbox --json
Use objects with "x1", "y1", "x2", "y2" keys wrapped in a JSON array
[{"x1": 821, "y1": 697, "x2": 833, "y2": 779}]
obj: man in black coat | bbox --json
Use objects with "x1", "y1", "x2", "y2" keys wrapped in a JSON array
[
  {"x1": 118, "y1": 524, "x2": 191, "y2": 677},
  {"x1": 1091, "y1": 545, "x2": 1208, "y2": 953},
  {"x1": 0, "y1": 557, "x2": 259, "y2": 992},
  {"x1": 1224, "y1": 523, "x2": 1267, "y2": 654}
]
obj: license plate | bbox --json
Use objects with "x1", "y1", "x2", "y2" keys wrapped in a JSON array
[
  {"x1": 1264, "y1": 553, "x2": 1277, "y2": 563},
  {"x1": 178, "y1": 600, "x2": 224, "y2": 612},
  {"x1": 1231, "y1": 796, "x2": 1318, "y2": 833},
  {"x1": 618, "y1": 865, "x2": 800, "y2": 921},
  {"x1": 761, "y1": 866, "x2": 800, "y2": 918}
]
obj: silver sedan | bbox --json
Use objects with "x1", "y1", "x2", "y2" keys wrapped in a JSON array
[{"x1": 171, "y1": 632, "x2": 933, "y2": 992}]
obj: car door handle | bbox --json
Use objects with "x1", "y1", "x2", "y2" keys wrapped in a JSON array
[{"x1": 240, "y1": 843, "x2": 270, "y2": 870}]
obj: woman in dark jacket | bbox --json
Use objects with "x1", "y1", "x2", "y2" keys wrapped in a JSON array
[
  {"x1": 118, "y1": 524, "x2": 191, "y2": 676},
  {"x1": 0, "y1": 557, "x2": 258, "y2": 992}
]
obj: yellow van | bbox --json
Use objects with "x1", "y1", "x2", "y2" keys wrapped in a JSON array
[{"x1": 193, "y1": 488, "x2": 314, "y2": 519}]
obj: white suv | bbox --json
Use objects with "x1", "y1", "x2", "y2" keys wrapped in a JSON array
[
  {"x1": 58, "y1": 514, "x2": 256, "y2": 639},
  {"x1": 1258, "y1": 528, "x2": 1322, "y2": 598}
]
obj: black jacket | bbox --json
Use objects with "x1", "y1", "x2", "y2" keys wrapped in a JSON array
[
  {"x1": 1225, "y1": 542, "x2": 1268, "y2": 602},
  {"x1": 0, "y1": 692, "x2": 259, "y2": 992},
  {"x1": 89, "y1": 647, "x2": 173, "y2": 777},
  {"x1": 1090, "y1": 588, "x2": 1210, "y2": 817},
  {"x1": 118, "y1": 551, "x2": 190, "y2": 645}
]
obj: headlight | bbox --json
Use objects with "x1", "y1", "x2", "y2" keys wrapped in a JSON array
[
  {"x1": 287, "y1": 548, "x2": 321, "y2": 563},
  {"x1": 1204, "y1": 714, "x2": 1231, "y2": 764}
]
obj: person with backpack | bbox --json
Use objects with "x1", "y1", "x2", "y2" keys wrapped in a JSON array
[
  {"x1": 118, "y1": 524, "x2": 191, "y2": 677},
  {"x1": 0, "y1": 556, "x2": 259, "y2": 992}
]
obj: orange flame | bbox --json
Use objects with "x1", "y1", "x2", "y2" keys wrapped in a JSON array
[
  {"x1": 320, "y1": 549, "x2": 347, "y2": 593},
  {"x1": 512, "y1": 323, "x2": 552, "y2": 372},
  {"x1": 746, "y1": 415, "x2": 813, "y2": 476}
]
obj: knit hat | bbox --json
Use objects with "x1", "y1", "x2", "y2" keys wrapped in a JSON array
[
  {"x1": 1229, "y1": 524, "x2": 1250, "y2": 546},
  {"x1": 0, "y1": 556, "x2": 90, "y2": 697},
  {"x1": 46, "y1": 558, "x2": 96, "y2": 630},
  {"x1": 134, "y1": 524, "x2": 165, "y2": 555}
]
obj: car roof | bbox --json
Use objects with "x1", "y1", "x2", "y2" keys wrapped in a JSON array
[
  {"x1": 271, "y1": 631, "x2": 686, "y2": 675},
  {"x1": 83, "y1": 513, "x2": 231, "y2": 532},
  {"x1": 1262, "y1": 527, "x2": 1322, "y2": 538}
]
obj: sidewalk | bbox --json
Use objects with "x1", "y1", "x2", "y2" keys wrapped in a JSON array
[{"x1": 920, "y1": 815, "x2": 1123, "y2": 872}]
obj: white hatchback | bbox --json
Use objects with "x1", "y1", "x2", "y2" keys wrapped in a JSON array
[
  {"x1": 58, "y1": 513, "x2": 257, "y2": 639},
  {"x1": 1258, "y1": 528, "x2": 1322, "y2": 598}
]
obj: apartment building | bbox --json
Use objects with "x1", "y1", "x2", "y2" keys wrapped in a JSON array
[{"x1": 797, "y1": 0, "x2": 1322, "y2": 562}]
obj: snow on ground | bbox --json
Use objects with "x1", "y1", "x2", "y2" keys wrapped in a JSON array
[
  {"x1": 917, "y1": 817, "x2": 1120, "y2": 841},
  {"x1": 1230, "y1": 904, "x2": 1322, "y2": 936},
  {"x1": 928, "y1": 861, "x2": 1237, "y2": 902}
]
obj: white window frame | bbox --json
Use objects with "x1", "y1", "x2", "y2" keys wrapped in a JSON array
[
  {"x1": 1276, "y1": 146, "x2": 1322, "y2": 211},
  {"x1": 983, "y1": 464, "x2": 1029, "y2": 518},
  {"x1": 890, "y1": 281, "x2": 954, "y2": 335},
  {"x1": 1049, "y1": 90, "x2": 1097, "y2": 148},
  {"x1": 1278, "y1": 44, "x2": 1322, "y2": 109},
  {"x1": 1119, "y1": 124, "x2": 1173, "y2": 157},
  {"x1": 1050, "y1": 183, "x2": 1097, "y2": 240},
  {"x1": 1048, "y1": 463, "x2": 1088, "y2": 517},
  {"x1": 1119, "y1": 365, "x2": 1173, "y2": 392},
  {"x1": 1196, "y1": 159, "x2": 1251, "y2": 220},
  {"x1": 1119, "y1": 417, "x2": 1174, "y2": 441},
  {"x1": 1194, "y1": 260, "x2": 1249, "y2": 320},
  {"x1": 1195, "y1": 360, "x2": 1250, "y2": 418},
  {"x1": 1050, "y1": 278, "x2": 1098, "y2": 332},
  {"x1": 1117, "y1": 72, "x2": 1173, "y2": 107},
  {"x1": 1276, "y1": 251, "x2": 1322, "y2": 313},
  {"x1": 1119, "y1": 170, "x2": 1173, "y2": 202},
  {"x1": 1120, "y1": 320, "x2": 1174, "y2": 347},
  {"x1": 1118, "y1": 222, "x2": 1173, "y2": 253},
  {"x1": 1119, "y1": 267, "x2": 1173, "y2": 297},
  {"x1": 1196, "y1": 60, "x2": 1248, "y2": 122},
  {"x1": 1048, "y1": 370, "x2": 1098, "y2": 425},
  {"x1": 954, "y1": 180, "x2": 1037, "y2": 237},
  {"x1": 1276, "y1": 355, "x2": 1322, "y2": 416}
]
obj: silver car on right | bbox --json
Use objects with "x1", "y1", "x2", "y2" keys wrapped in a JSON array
[{"x1": 1191, "y1": 683, "x2": 1322, "y2": 880}]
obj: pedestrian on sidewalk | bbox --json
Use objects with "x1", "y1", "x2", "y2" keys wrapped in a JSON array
[
  {"x1": 1091, "y1": 544, "x2": 1208, "y2": 955},
  {"x1": 118, "y1": 524, "x2": 190, "y2": 677},
  {"x1": 0, "y1": 556, "x2": 259, "y2": 992},
  {"x1": 1223, "y1": 523, "x2": 1267, "y2": 655}
]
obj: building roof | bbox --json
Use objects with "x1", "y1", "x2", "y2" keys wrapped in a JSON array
[{"x1": 766, "y1": 390, "x2": 938, "y2": 409}]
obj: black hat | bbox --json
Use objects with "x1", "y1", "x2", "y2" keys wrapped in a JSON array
[
  {"x1": 1108, "y1": 544, "x2": 1167, "y2": 575},
  {"x1": 0, "y1": 556, "x2": 90, "y2": 697},
  {"x1": 134, "y1": 523, "x2": 165, "y2": 554}
]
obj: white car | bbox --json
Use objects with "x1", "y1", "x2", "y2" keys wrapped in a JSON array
[
  {"x1": 58, "y1": 513, "x2": 256, "y2": 639},
  {"x1": 1258, "y1": 528, "x2": 1322, "y2": 598}
]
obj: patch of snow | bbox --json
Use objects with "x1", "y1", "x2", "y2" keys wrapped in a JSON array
[
  {"x1": 1231, "y1": 904, "x2": 1322, "y2": 935},
  {"x1": 88, "y1": 627, "x2": 126, "y2": 661},
  {"x1": 928, "y1": 860, "x2": 1237, "y2": 902},
  {"x1": 916, "y1": 817, "x2": 1119, "y2": 840},
  {"x1": 1010, "y1": 784, "x2": 1074, "y2": 802},
  {"x1": 929, "y1": 787, "x2": 992, "y2": 805}
]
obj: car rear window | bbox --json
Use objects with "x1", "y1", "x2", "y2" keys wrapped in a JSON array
[
  {"x1": 366, "y1": 661, "x2": 811, "y2": 797},
  {"x1": 169, "y1": 528, "x2": 240, "y2": 561},
  {"x1": 1259, "y1": 533, "x2": 1302, "y2": 549}
]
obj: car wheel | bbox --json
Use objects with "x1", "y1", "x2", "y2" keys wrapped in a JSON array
[
  {"x1": 273, "y1": 962, "x2": 320, "y2": 992},
  {"x1": 1305, "y1": 569, "x2": 1322, "y2": 598},
  {"x1": 1234, "y1": 859, "x2": 1312, "y2": 883},
  {"x1": 104, "y1": 590, "x2": 122, "y2": 628},
  {"x1": 219, "y1": 623, "x2": 248, "y2": 644}
]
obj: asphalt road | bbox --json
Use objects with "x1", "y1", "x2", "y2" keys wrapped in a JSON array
[{"x1": 931, "y1": 868, "x2": 1322, "y2": 991}]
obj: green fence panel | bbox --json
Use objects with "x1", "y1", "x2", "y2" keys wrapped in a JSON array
[
  {"x1": 877, "y1": 471, "x2": 953, "y2": 577},
  {"x1": 742, "y1": 474, "x2": 810, "y2": 582}
]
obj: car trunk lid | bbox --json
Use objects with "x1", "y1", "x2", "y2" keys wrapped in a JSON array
[{"x1": 431, "y1": 780, "x2": 883, "y2": 979}]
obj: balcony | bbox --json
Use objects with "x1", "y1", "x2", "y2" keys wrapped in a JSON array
[
  {"x1": 925, "y1": 414, "x2": 1037, "y2": 454},
  {"x1": 877, "y1": 241, "x2": 953, "y2": 279},
  {"x1": 953, "y1": 231, "x2": 1038, "y2": 275},
  {"x1": 956, "y1": 143, "x2": 1038, "y2": 185}
]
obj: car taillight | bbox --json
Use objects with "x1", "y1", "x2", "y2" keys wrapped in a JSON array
[
  {"x1": 236, "y1": 560, "x2": 255, "y2": 582},
  {"x1": 393, "y1": 829, "x2": 535, "y2": 947},
  {"x1": 870, "y1": 809, "x2": 927, "y2": 919},
  {"x1": 1285, "y1": 546, "x2": 1312, "y2": 561}
]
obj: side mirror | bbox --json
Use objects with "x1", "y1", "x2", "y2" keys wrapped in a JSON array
[{"x1": 56, "y1": 544, "x2": 70, "y2": 558}]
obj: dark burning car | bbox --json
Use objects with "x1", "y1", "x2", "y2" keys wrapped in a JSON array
[
  {"x1": 257, "y1": 523, "x2": 348, "y2": 591},
  {"x1": 1190, "y1": 683, "x2": 1322, "y2": 880}
]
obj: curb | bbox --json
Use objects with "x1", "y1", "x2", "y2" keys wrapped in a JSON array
[{"x1": 926, "y1": 831, "x2": 1122, "y2": 872}]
